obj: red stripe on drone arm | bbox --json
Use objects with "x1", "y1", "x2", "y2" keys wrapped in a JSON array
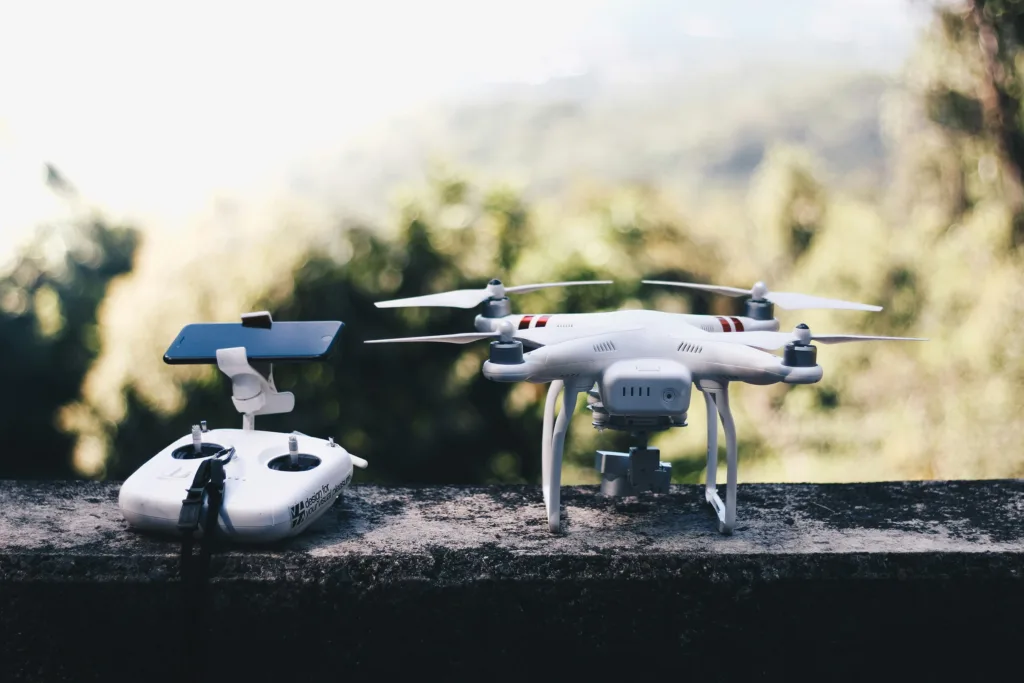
[
  {"x1": 717, "y1": 316, "x2": 733, "y2": 332},
  {"x1": 731, "y1": 316, "x2": 744, "y2": 331},
  {"x1": 535, "y1": 315, "x2": 550, "y2": 328},
  {"x1": 519, "y1": 315, "x2": 534, "y2": 330}
]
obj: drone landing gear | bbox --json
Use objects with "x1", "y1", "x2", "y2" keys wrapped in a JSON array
[
  {"x1": 542, "y1": 379, "x2": 578, "y2": 533},
  {"x1": 594, "y1": 431, "x2": 672, "y2": 496},
  {"x1": 701, "y1": 381, "x2": 737, "y2": 534}
]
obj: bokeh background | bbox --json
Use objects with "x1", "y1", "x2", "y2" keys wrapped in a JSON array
[{"x1": 2, "y1": 0, "x2": 1022, "y2": 486}]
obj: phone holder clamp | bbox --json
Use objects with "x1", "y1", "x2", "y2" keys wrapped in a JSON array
[{"x1": 215, "y1": 344, "x2": 295, "y2": 431}]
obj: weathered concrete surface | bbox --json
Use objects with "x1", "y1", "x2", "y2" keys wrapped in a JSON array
[{"x1": 3, "y1": 480, "x2": 1024, "y2": 681}]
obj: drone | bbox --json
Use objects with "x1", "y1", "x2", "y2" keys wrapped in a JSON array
[{"x1": 366, "y1": 278, "x2": 925, "y2": 534}]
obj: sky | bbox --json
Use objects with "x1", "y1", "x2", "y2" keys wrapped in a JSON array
[{"x1": 0, "y1": 0, "x2": 932, "y2": 262}]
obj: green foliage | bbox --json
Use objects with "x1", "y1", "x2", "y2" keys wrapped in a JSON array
[
  {"x1": 927, "y1": 89, "x2": 985, "y2": 134},
  {"x1": 0, "y1": 219, "x2": 137, "y2": 477}
]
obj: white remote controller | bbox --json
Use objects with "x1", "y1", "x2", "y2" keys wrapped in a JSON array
[
  {"x1": 119, "y1": 313, "x2": 367, "y2": 543},
  {"x1": 119, "y1": 426, "x2": 366, "y2": 542}
]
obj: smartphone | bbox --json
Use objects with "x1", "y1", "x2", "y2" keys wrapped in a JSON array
[{"x1": 163, "y1": 320, "x2": 343, "y2": 365}]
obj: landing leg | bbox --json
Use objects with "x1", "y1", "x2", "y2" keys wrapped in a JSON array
[
  {"x1": 703, "y1": 382, "x2": 738, "y2": 534},
  {"x1": 703, "y1": 389, "x2": 718, "y2": 507},
  {"x1": 541, "y1": 380, "x2": 564, "y2": 509},
  {"x1": 546, "y1": 384, "x2": 578, "y2": 533}
]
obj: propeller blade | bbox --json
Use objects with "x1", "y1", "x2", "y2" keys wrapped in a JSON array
[
  {"x1": 363, "y1": 331, "x2": 499, "y2": 344},
  {"x1": 810, "y1": 334, "x2": 929, "y2": 344},
  {"x1": 642, "y1": 280, "x2": 750, "y2": 297},
  {"x1": 643, "y1": 279, "x2": 883, "y2": 312},
  {"x1": 505, "y1": 280, "x2": 614, "y2": 294},
  {"x1": 711, "y1": 330, "x2": 927, "y2": 351},
  {"x1": 765, "y1": 291, "x2": 882, "y2": 312},
  {"x1": 375, "y1": 280, "x2": 614, "y2": 309},
  {"x1": 374, "y1": 289, "x2": 493, "y2": 309}
]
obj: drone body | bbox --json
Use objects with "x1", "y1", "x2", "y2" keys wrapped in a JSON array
[
  {"x1": 474, "y1": 308, "x2": 781, "y2": 350},
  {"x1": 368, "y1": 278, "x2": 924, "y2": 534},
  {"x1": 474, "y1": 317, "x2": 823, "y2": 388}
]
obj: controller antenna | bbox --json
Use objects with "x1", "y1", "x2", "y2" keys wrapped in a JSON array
[
  {"x1": 288, "y1": 435, "x2": 299, "y2": 468},
  {"x1": 191, "y1": 424, "x2": 202, "y2": 454}
]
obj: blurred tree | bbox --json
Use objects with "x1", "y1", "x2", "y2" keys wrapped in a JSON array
[
  {"x1": 748, "y1": 145, "x2": 827, "y2": 269},
  {"x1": 0, "y1": 218, "x2": 137, "y2": 477},
  {"x1": 965, "y1": 0, "x2": 1024, "y2": 214},
  {"x1": 742, "y1": 0, "x2": 1024, "y2": 483}
]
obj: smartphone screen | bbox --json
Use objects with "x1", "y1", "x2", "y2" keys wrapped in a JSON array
[{"x1": 163, "y1": 321, "x2": 343, "y2": 365}]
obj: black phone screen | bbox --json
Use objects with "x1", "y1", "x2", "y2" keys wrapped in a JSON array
[{"x1": 163, "y1": 321, "x2": 343, "y2": 365}]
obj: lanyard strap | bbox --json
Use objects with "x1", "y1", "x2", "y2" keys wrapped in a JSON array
[
  {"x1": 177, "y1": 454, "x2": 229, "y2": 669},
  {"x1": 178, "y1": 456, "x2": 226, "y2": 583}
]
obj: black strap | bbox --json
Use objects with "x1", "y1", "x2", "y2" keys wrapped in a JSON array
[
  {"x1": 177, "y1": 456, "x2": 227, "y2": 669},
  {"x1": 178, "y1": 457, "x2": 226, "y2": 583}
]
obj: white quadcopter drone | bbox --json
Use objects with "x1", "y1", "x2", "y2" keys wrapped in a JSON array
[
  {"x1": 119, "y1": 311, "x2": 367, "y2": 544},
  {"x1": 367, "y1": 278, "x2": 925, "y2": 534}
]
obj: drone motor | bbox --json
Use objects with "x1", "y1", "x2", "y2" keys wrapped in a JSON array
[{"x1": 782, "y1": 323, "x2": 818, "y2": 367}]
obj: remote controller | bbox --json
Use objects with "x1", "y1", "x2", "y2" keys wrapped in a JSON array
[
  {"x1": 119, "y1": 425, "x2": 366, "y2": 542},
  {"x1": 118, "y1": 312, "x2": 367, "y2": 542}
]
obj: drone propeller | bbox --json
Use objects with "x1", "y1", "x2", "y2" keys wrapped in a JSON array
[
  {"x1": 712, "y1": 323, "x2": 927, "y2": 351},
  {"x1": 642, "y1": 279, "x2": 882, "y2": 312},
  {"x1": 364, "y1": 320, "x2": 515, "y2": 345},
  {"x1": 374, "y1": 278, "x2": 613, "y2": 309}
]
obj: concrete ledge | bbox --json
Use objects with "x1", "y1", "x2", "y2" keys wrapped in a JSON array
[{"x1": 3, "y1": 480, "x2": 1024, "y2": 680}]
